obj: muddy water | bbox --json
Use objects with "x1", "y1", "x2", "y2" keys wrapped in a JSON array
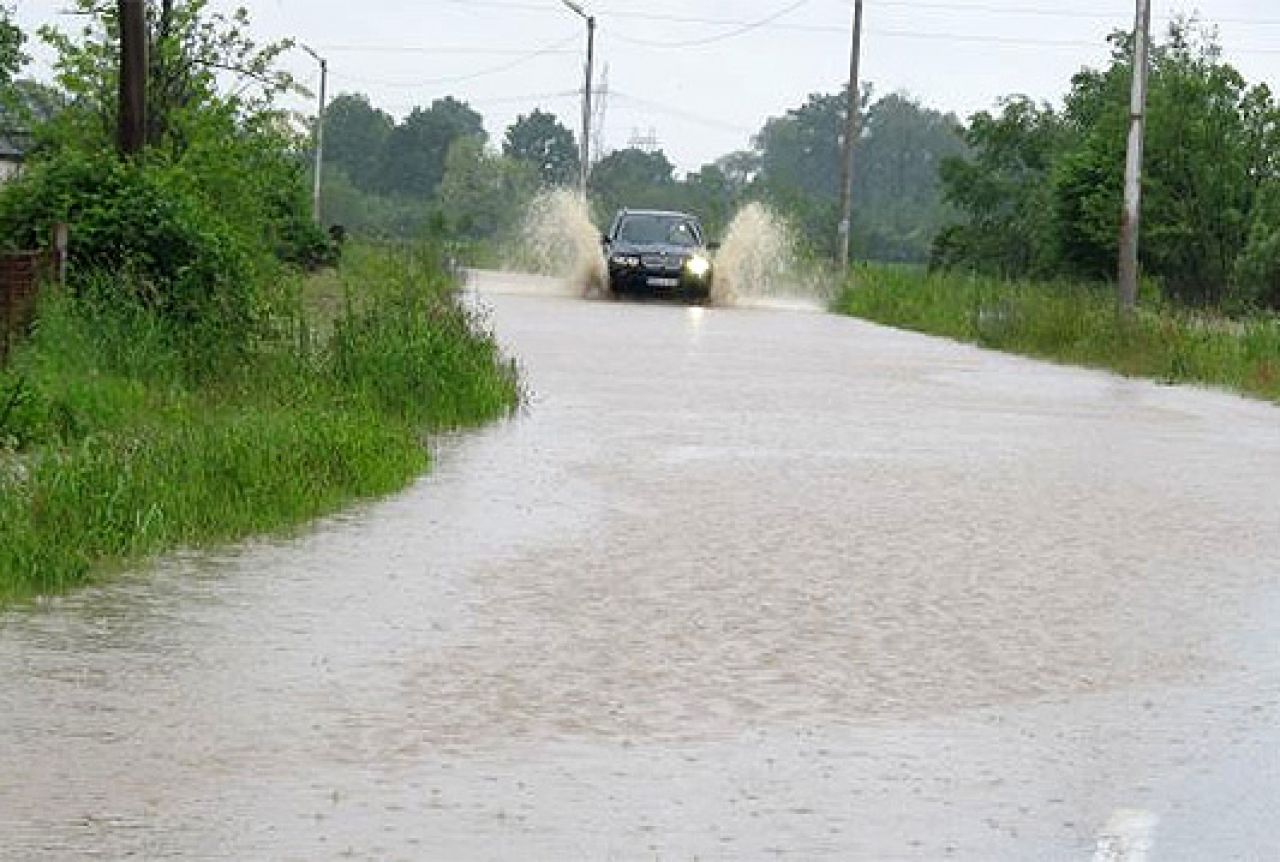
[{"x1": 3, "y1": 272, "x2": 1280, "y2": 860}]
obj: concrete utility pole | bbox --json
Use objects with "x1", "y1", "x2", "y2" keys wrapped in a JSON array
[
  {"x1": 1118, "y1": 0, "x2": 1152, "y2": 315},
  {"x1": 301, "y1": 45, "x2": 328, "y2": 225},
  {"x1": 837, "y1": 0, "x2": 864, "y2": 271},
  {"x1": 117, "y1": 0, "x2": 147, "y2": 156},
  {"x1": 562, "y1": 1, "x2": 594, "y2": 192}
]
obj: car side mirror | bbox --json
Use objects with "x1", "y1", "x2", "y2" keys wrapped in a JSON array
[
  {"x1": 707, "y1": 241, "x2": 721, "y2": 252},
  {"x1": 601, "y1": 233, "x2": 611, "y2": 247}
]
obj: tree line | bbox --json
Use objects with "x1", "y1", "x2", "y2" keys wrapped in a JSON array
[{"x1": 319, "y1": 87, "x2": 966, "y2": 263}]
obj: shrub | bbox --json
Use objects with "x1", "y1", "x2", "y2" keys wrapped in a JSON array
[{"x1": 0, "y1": 150, "x2": 261, "y2": 330}]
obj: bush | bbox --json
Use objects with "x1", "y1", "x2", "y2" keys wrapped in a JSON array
[{"x1": 0, "y1": 150, "x2": 261, "y2": 329}]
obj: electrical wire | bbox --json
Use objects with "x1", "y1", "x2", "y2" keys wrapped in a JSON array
[
  {"x1": 437, "y1": 0, "x2": 1280, "y2": 29},
  {"x1": 609, "y1": 0, "x2": 816, "y2": 49},
  {"x1": 610, "y1": 91, "x2": 755, "y2": 135},
  {"x1": 320, "y1": 45, "x2": 577, "y2": 56},
  {"x1": 328, "y1": 32, "x2": 577, "y2": 88}
]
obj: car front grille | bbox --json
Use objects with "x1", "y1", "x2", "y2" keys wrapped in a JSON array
[{"x1": 641, "y1": 254, "x2": 685, "y2": 271}]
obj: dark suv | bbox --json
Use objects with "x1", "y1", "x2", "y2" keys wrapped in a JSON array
[{"x1": 602, "y1": 209, "x2": 717, "y2": 300}]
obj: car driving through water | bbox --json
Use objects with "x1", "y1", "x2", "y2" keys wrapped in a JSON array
[{"x1": 603, "y1": 209, "x2": 717, "y2": 301}]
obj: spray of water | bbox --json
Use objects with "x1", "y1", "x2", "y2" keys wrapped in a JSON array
[
  {"x1": 512, "y1": 188, "x2": 607, "y2": 298},
  {"x1": 711, "y1": 203, "x2": 799, "y2": 306},
  {"x1": 509, "y1": 194, "x2": 822, "y2": 309}
]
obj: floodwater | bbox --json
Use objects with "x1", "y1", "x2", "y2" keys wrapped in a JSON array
[{"x1": 3, "y1": 270, "x2": 1280, "y2": 860}]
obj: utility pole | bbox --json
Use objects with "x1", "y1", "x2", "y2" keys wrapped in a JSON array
[
  {"x1": 1118, "y1": 0, "x2": 1151, "y2": 315},
  {"x1": 837, "y1": 0, "x2": 863, "y2": 271},
  {"x1": 562, "y1": 1, "x2": 594, "y2": 192},
  {"x1": 302, "y1": 45, "x2": 328, "y2": 225},
  {"x1": 117, "y1": 0, "x2": 147, "y2": 156},
  {"x1": 583, "y1": 15, "x2": 595, "y2": 190}
]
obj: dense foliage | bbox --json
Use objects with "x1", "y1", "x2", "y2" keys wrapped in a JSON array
[
  {"x1": 935, "y1": 23, "x2": 1280, "y2": 310},
  {"x1": 0, "y1": 1, "x2": 333, "y2": 328},
  {"x1": 504, "y1": 108, "x2": 580, "y2": 187},
  {"x1": 0, "y1": 3, "x2": 23, "y2": 89},
  {"x1": 320, "y1": 85, "x2": 964, "y2": 260}
]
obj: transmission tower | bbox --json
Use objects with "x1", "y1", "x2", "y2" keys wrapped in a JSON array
[
  {"x1": 591, "y1": 62, "x2": 609, "y2": 166},
  {"x1": 628, "y1": 127, "x2": 659, "y2": 153}
]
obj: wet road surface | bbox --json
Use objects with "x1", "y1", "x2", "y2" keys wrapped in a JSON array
[{"x1": 2, "y1": 270, "x2": 1279, "y2": 860}]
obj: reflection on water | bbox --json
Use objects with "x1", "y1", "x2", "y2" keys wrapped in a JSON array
[{"x1": 3, "y1": 279, "x2": 1279, "y2": 860}]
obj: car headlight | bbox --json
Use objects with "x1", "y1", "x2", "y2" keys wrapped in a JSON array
[{"x1": 685, "y1": 255, "x2": 712, "y2": 278}]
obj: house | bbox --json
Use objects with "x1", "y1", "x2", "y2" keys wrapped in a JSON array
[
  {"x1": 0, "y1": 130, "x2": 26, "y2": 182},
  {"x1": 0, "y1": 137, "x2": 22, "y2": 182}
]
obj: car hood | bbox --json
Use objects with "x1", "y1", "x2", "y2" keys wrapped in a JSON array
[{"x1": 608, "y1": 241, "x2": 703, "y2": 256}]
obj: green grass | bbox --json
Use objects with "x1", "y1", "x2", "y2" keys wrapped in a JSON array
[
  {"x1": 0, "y1": 242, "x2": 520, "y2": 603},
  {"x1": 835, "y1": 265, "x2": 1280, "y2": 404}
]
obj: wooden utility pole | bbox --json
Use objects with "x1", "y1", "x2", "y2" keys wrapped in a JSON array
[
  {"x1": 582, "y1": 15, "x2": 596, "y2": 191},
  {"x1": 562, "y1": 1, "x2": 595, "y2": 191},
  {"x1": 117, "y1": 0, "x2": 147, "y2": 156},
  {"x1": 837, "y1": 0, "x2": 864, "y2": 270},
  {"x1": 1118, "y1": 0, "x2": 1151, "y2": 314}
]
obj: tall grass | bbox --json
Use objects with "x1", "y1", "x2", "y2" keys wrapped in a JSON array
[
  {"x1": 0, "y1": 242, "x2": 520, "y2": 602},
  {"x1": 836, "y1": 265, "x2": 1280, "y2": 404}
]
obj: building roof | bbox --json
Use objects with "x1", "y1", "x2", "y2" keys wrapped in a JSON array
[{"x1": 0, "y1": 128, "x2": 30, "y2": 161}]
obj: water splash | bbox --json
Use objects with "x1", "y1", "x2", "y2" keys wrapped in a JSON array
[
  {"x1": 512, "y1": 188, "x2": 607, "y2": 298},
  {"x1": 711, "y1": 203, "x2": 797, "y2": 305}
]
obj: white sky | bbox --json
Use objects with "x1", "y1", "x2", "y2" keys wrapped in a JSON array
[{"x1": 12, "y1": 1, "x2": 1280, "y2": 173}]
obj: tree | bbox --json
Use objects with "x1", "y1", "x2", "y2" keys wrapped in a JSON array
[
  {"x1": 437, "y1": 137, "x2": 537, "y2": 240},
  {"x1": 936, "y1": 21, "x2": 1280, "y2": 307},
  {"x1": 323, "y1": 92, "x2": 394, "y2": 193},
  {"x1": 851, "y1": 94, "x2": 967, "y2": 261},
  {"x1": 588, "y1": 147, "x2": 678, "y2": 217},
  {"x1": 0, "y1": 3, "x2": 24, "y2": 90},
  {"x1": 752, "y1": 87, "x2": 964, "y2": 260},
  {"x1": 933, "y1": 97, "x2": 1067, "y2": 275},
  {"x1": 378, "y1": 96, "x2": 484, "y2": 198},
  {"x1": 3, "y1": 0, "x2": 331, "y2": 323},
  {"x1": 503, "y1": 109, "x2": 579, "y2": 187},
  {"x1": 1053, "y1": 26, "x2": 1275, "y2": 302},
  {"x1": 755, "y1": 91, "x2": 849, "y2": 203},
  {"x1": 40, "y1": 0, "x2": 297, "y2": 153}
]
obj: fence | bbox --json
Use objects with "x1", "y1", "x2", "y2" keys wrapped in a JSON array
[{"x1": 0, "y1": 226, "x2": 67, "y2": 365}]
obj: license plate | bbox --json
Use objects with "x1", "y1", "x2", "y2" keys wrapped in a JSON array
[{"x1": 648, "y1": 277, "x2": 680, "y2": 288}]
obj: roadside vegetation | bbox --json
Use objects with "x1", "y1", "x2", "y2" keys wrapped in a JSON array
[
  {"x1": 0, "y1": 244, "x2": 518, "y2": 602},
  {"x1": 0, "y1": 3, "x2": 518, "y2": 602},
  {"x1": 837, "y1": 266, "x2": 1280, "y2": 403},
  {"x1": 839, "y1": 22, "x2": 1280, "y2": 398}
]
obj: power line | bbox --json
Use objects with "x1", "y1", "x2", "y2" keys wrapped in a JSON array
[
  {"x1": 610, "y1": 91, "x2": 755, "y2": 135},
  {"x1": 374, "y1": 90, "x2": 579, "y2": 112},
  {"x1": 611, "y1": 0, "x2": 817, "y2": 49},
  {"x1": 320, "y1": 45, "x2": 577, "y2": 56},
  {"x1": 437, "y1": 0, "x2": 1280, "y2": 29},
  {"x1": 328, "y1": 32, "x2": 577, "y2": 88}
]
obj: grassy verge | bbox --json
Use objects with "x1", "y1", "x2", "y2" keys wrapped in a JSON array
[
  {"x1": 0, "y1": 242, "x2": 520, "y2": 603},
  {"x1": 835, "y1": 265, "x2": 1280, "y2": 404}
]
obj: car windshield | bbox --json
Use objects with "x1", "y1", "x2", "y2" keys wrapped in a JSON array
[{"x1": 616, "y1": 214, "x2": 701, "y2": 248}]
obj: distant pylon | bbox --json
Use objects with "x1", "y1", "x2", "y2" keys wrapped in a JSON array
[{"x1": 592, "y1": 62, "x2": 609, "y2": 165}]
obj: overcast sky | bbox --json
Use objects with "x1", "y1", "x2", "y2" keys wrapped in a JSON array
[{"x1": 12, "y1": 1, "x2": 1280, "y2": 172}]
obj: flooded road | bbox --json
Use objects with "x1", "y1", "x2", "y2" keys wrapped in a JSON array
[{"x1": 3, "y1": 270, "x2": 1279, "y2": 860}]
